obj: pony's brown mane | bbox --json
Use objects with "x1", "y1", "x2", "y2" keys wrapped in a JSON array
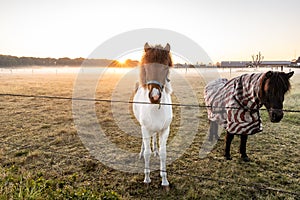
[
  {"x1": 260, "y1": 71, "x2": 291, "y2": 99},
  {"x1": 139, "y1": 44, "x2": 173, "y2": 88}
]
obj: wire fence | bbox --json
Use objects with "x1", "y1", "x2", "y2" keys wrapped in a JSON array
[
  {"x1": 1, "y1": 93, "x2": 300, "y2": 113},
  {"x1": 0, "y1": 92, "x2": 300, "y2": 197}
]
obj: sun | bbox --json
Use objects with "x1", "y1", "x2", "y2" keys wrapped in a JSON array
[{"x1": 117, "y1": 57, "x2": 127, "y2": 64}]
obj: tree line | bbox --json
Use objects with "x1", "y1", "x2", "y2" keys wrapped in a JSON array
[{"x1": 0, "y1": 55, "x2": 139, "y2": 67}]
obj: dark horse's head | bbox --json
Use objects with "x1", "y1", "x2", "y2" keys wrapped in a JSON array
[
  {"x1": 140, "y1": 43, "x2": 173, "y2": 104},
  {"x1": 259, "y1": 71, "x2": 294, "y2": 122}
]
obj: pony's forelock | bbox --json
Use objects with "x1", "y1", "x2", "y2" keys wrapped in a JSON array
[{"x1": 140, "y1": 44, "x2": 173, "y2": 67}]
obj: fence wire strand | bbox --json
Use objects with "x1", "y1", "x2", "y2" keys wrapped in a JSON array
[{"x1": 1, "y1": 93, "x2": 300, "y2": 113}]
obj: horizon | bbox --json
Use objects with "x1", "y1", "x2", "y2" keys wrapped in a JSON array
[
  {"x1": 1, "y1": 53, "x2": 298, "y2": 64},
  {"x1": 1, "y1": 1, "x2": 300, "y2": 63}
]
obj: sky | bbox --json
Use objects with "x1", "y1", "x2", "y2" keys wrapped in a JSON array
[{"x1": 0, "y1": 0, "x2": 300, "y2": 64}]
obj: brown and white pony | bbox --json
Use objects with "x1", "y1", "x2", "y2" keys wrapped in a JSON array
[
  {"x1": 133, "y1": 43, "x2": 173, "y2": 187},
  {"x1": 204, "y1": 71, "x2": 294, "y2": 161}
]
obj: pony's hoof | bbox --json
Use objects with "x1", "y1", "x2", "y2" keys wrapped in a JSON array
[{"x1": 241, "y1": 156, "x2": 250, "y2": 162}]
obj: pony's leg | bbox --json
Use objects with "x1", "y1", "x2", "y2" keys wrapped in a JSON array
[
  {"x1": 139, "y1": 141, "x2": 144, "y2": 160},
  {"x1": 152, "y1": 133, "x2": 159, "y2": 157},
  {"x1": 142, "y1": 126, "x2": 151, "y2": 184},
  {"x1": 224, "y1": 132, "x2": 234, "y2": 160},
  {"x1": 159, "y1": 127, "x2": 170, "y2": 186},
  {"x1": 240, "y1": 134, "x2": 250, "y2": 162}
]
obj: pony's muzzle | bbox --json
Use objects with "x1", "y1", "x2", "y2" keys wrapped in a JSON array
[
  {"x1": 269, "y1": 108, "x2": 283, "y2": 123},
  {"x1": 152, "y1": 94, "x2": 160, "y2": 101},
  {"x1": 148, "y1": 85, "x2": 161, "y2": 104}
]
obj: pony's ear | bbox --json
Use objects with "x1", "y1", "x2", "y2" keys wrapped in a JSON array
[
  {"x1": 164, "y1": 43, "x2": 170, "y2": 52},
  {"x1": 144, "y1": 42, "x2": 151, "y2": 51},
  {"x1": 265, "y1": 71, "x2": 273, "y2": 79},
  {"x1": 286, "y1": 71, "x2": 294, "y2": 79}
]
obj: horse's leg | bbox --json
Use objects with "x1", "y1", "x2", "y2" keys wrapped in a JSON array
[
  {"x1": 152, "y1": 133, "x2": 159, "y2": 157},
  {"x1": 159, "y1": 127, "x2": 170, "y2": 186},
  {"x1": 139, "y1": 140, "x2": 144, "y2": 160},
  {"x1": 240, "y1": 134, "x2": 250, "y2": 162},
  {"x1": 142, "y1": 126, "x2": 151, "y2": 184},
  {"x1": 224, "y1": 132, "x2": 234, "y2": 160}
]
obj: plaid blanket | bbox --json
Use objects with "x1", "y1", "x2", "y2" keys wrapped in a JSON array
[{"x1": 204, "y1": 73, "x2": 264, "y2": 135}]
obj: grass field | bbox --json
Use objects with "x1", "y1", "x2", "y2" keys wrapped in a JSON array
[{"x1": 0, "y1": 67, "x2": 299, "y2": 199}]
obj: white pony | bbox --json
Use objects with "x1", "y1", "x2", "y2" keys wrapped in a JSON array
[{"x1": 133, "y1": 43, "x2": 173, "y2": 187}]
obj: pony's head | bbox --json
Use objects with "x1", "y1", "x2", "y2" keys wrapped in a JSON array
[
  {"x1": 259, "y1": 71, "x2": 294, "y2": 122},
  {"x1": 140, "y1": 43, "x2": 173, "y2": 104}
]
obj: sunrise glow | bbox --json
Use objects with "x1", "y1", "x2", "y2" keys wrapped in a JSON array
[{"x1": 0, "y1": 1, "x2": 299, "y2": 63}]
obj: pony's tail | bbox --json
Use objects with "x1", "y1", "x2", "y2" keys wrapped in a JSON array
[{"x1": 199, "y1": 120, "x2": 220, "y2": 159}]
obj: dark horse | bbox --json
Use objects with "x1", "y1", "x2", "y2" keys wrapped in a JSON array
[{"x1": 204, "y1": 71, "x2": 294, "y2": 161}]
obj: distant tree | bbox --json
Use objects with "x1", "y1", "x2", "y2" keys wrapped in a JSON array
[
  {"x1": 124, "y1": 59, "x2": 139, "y2": 67},
  {"x1": 57, "y1": 57, "x2": 72, "y2": 66},
  {"x1": 109, "y1": 60, "x2": 121, "y2": 67},
  {"x1": 45, "y1": 57, "x2": 57, "y2": 66},
  {"x1": 74, "y1": 57, "x2": 84, "y2": 65},
  {"x1": 0, "y1": 55, "x2": 18, "y2": 67},
  {"x1": 0, "y1": 54, "x2": 139, "y2": 67},
  {"x1": 249, "y1": 51, "x2": 264, "y2": 68}
]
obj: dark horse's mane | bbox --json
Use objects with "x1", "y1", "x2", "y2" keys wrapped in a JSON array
[
  {"x1": 259, "y1": 71, "x2": 292, "y2": 99},
  {"x1": 139, "y1": 44, "x2": 173, "y2": 88}
]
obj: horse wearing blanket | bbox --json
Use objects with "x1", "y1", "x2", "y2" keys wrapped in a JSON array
[
  {"x1": 133, "y1": 43, "x2": 173, "y2": 188},
  {"x1": 204, "y1": 71, "x2": 294, "y2": 161}
]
